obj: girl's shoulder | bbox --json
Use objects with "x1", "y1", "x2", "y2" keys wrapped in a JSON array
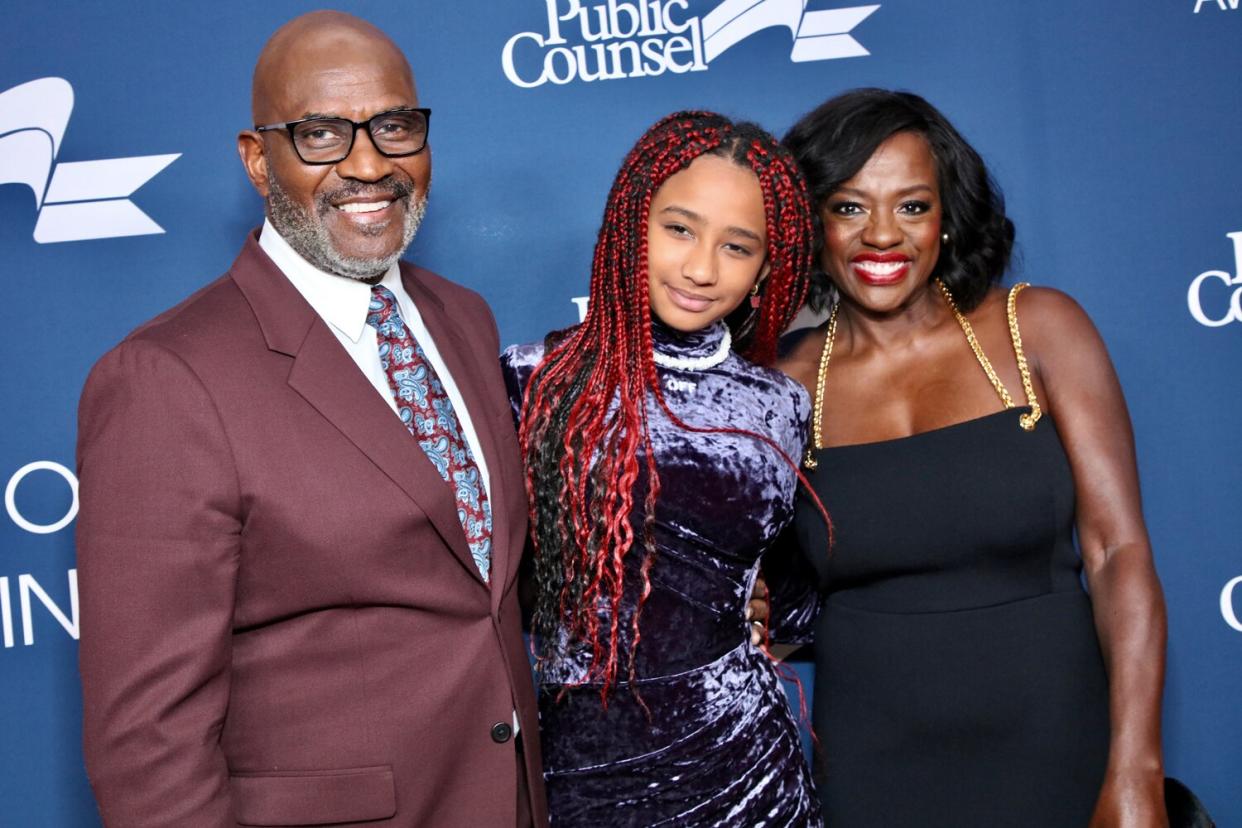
[
  {"x1": 730, "y1": 351, "x2": 812, "y2": 422},
  {"x1": 500, "y1": 339, "x2": 546, "y2": 376},
  {"x1": 500, "y1": 325, "x2": 581, "y2": 380}
]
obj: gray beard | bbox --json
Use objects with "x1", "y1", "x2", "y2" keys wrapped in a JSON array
[{"x1": 266, "y1": 176, "x2": 427, "y2": 282}]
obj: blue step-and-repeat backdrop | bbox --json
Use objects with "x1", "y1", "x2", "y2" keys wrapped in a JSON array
[{"x1": 2, "y1": 2, "x2": 1239, "y2": 824}]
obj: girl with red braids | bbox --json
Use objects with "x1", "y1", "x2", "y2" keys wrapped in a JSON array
[{"x1": 501, "y1": 111, "x2": 823, "y2": 825}]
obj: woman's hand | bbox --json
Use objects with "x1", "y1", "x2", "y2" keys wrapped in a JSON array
[{"x1": 747, "y1": 574, "x2": 769, "y2": 645}]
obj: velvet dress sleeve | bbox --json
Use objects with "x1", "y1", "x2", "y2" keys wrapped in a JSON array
[
  {"x1": 499, "y1": 341, "x2": 546, "y2": 430},
  {"x1": 762, "y1": 368, "x2": 822, "y2": 645},
  {"x1": 499, "y1": 340, "x2": 547, "y2": 622}
]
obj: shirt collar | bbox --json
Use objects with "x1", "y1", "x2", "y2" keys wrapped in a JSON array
[{"x1": 258, "y1": 218, "x2": 400, "y2": 344}]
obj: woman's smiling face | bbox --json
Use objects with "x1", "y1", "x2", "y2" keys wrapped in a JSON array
[{"x1": 820, "y1": 130, "x2": 943, "y2": 314}]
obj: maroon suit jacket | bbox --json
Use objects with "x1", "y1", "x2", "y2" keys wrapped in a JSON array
[{"x1": 76, "y1": 234, "x2": 546, "y2": 827}]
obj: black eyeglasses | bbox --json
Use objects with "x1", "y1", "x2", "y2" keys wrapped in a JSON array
[{"x1": 255, "y1": 108, "x2": 431, "y2": 165}]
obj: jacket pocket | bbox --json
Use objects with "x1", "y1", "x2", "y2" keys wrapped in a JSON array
[{"x1": 230, "y1": 765, "x2": 396, "y2": 826}]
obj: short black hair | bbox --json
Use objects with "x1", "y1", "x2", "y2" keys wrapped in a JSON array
[{"x1": 784, "y1": 88, "x2": 1014, "y2": 311}]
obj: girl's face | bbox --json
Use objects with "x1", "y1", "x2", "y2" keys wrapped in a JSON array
[
  {"x1": 646, "y1": 154, "x2": 769, "y2": 333},
  {"x1": 820, "y1": 131, "x2": 943, "y2": 315}
]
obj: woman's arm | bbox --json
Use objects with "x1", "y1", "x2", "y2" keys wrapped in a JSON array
[{"x1": 1021, "y1": 287, "x2": 1168, "y2": 828}]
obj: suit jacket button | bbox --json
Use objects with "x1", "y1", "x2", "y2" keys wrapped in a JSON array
[{"x1": 491, "y1": 722, "x2": 513, "y2": 743}]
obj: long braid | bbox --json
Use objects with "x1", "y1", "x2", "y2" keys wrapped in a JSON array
[{"x1": 519, "y1": 112, "x2": 828, "y2": 702}]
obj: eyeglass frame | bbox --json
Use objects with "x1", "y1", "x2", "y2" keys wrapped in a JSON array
[{"x1": 253, "y1": 107, "x2": 432, "y2": 165}]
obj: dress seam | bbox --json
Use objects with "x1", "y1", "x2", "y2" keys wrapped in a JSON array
[{"x1": 824, "y1": 586, "x2": 1088, "y2": 617}]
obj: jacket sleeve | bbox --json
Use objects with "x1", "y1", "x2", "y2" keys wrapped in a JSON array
[{"x1": 76, "y1": 339, "x2": 242, "y2": 827}]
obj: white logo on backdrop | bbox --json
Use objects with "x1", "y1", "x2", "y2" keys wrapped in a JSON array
[
  {"x1": 572, "y1": 296, "x2": 590, "y2": 321},
  {"x1": 1193, "y1": 0, "x2": 1239, "y2": 12},
  {"x1": 2, "y1": 461, "x2": 80, "y2": 650},
  {"x1": 1, "y1": 570, "x2": 78, "y2": 648},
  {"x1": 1222, "y1": 576, "x2": 1242, "y2": 632},
  {"x1": 4, "y1": 461, "x2": 79, "y2": 535},
  {"x1": 503, "y1": 0, "x2": 879, "y2": 88},
  {"x1": 0, "y1": 77, "x2": 179, "y2": 243},
  {"x1": 1187, "y1": 231, "x2": 1242, "y2": 326}
]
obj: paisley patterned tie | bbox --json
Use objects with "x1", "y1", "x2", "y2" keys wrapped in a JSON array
[{"x1": 366, "y1": 285, "x2": 491, "y2": 582}]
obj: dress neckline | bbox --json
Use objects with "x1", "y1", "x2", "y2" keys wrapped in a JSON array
[{"x1": 813, "y1": 406, "x2": 1038, "y2": 454}]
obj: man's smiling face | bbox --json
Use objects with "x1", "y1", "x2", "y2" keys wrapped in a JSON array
[{"x1": 241, "y1": 16, "x2": 431, "y2": 281}]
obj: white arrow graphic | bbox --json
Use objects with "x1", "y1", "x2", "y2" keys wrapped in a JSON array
[
  {"x1": 0, "y1": 77, "x2": 180, "y2": 244},
  {"x1": 701, "y1": 0, "x2": 880, "y2": 64},
  {"x1": 0, "y1": 130, "x2": 54, "y2": 210},
  {"x1": 0, "y1": 77, "x2": 73, "y2": 160}
]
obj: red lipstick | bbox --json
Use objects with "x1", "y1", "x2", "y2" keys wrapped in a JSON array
[{"x1": 851, "y1": 252, "x2": 910, "y2": 286}]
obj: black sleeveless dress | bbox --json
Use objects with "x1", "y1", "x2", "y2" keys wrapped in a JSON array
[{"x1": 796, "y1": 407, "x2": 1110, "y2": 827}]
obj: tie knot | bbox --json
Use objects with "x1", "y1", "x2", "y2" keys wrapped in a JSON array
[{"x1": 366, "y1": 284, "x2": 404, "y2": 332}]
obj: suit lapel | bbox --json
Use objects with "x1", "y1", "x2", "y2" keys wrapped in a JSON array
[
  {"x1": 229, "y1": 233, "x2": 486, "y2": 587},
  {"x1": 402, "y1": 266, "x2": 525, "y2": 606},
  {"x1": 286, "y1": 324, "x2": 486, "y2": 584}
]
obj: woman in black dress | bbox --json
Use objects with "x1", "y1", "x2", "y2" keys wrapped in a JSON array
[{"x1": 778, "y1": 89, "x2": 1168, "y2": 826}]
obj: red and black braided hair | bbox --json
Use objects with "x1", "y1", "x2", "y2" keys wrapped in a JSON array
[{"x1": 518, "y1": 111, "x2": 817, "y2": 699}]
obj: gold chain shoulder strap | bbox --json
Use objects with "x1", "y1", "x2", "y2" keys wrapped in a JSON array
[
  {"x1": 804, "y1": 282, "x2": 1043, "y2": 469},
  {"x1": 803, "y1": 303, "x2": 839, "y2": 469},
  {"x1": 937, "y1": 280, "x2": 1041, "y2": 432},
  {"x1": 1005, "y1": 282, "x2": 1042, "y2": 431}
]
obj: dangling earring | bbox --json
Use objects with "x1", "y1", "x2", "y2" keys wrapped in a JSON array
[
  {"x1": 941, "y1": 232, "x2": 950, "y2": 244},
  {"x1": 734, "y1": 280, "x2": 764, "y2": 342}
]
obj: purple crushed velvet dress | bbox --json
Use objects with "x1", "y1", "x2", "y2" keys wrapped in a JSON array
[{"x1": 501, "y1": 320, "x2": 822, "y2": 827}]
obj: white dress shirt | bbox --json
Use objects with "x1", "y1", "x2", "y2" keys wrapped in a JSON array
[{"x1": 259, "y1": 220, "x2": 491, "y2": 501}]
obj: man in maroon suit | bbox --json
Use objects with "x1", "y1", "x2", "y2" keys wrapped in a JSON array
[{"x1": 75, "y1": 12, "x2": 546, "y2": 827}]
